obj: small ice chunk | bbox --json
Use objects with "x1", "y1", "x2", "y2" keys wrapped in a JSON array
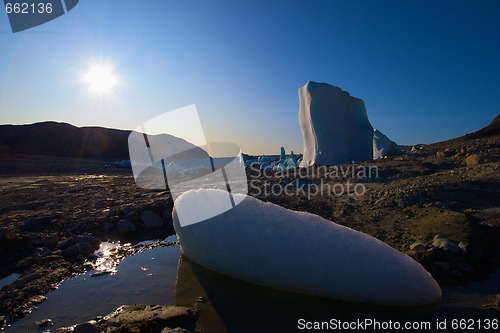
[
  {"x1": 373, "y1": 129, "x2": 400, "y2": 159},
  {"x1": 173, "y1": 189, "x2": 441, "y2": 306}
]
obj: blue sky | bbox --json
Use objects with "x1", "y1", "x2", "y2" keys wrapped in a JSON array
[{"x1": 0, "y1": 0, "x2": 499, "y2": 155}]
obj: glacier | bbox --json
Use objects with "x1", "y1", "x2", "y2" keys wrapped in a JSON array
[{"x1": 173, "y1": 189, "x2": 441, "y2": 306}]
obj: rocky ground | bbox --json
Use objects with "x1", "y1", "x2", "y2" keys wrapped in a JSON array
[
  {"x1": 250, "y1": 135, "x2": 500, "y2": 288},
  {"x1": 0, "y1": 134, "x2": 499, "y2": 331},
  {"x1": 52, "y1": 304, "x2": 198, "y2": 333}
]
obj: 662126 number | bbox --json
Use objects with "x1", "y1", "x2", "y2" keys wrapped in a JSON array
[{"x1": 5, "y1": 2, "x2": 53, "y2": 14}]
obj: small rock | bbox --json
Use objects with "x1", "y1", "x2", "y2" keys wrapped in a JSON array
[
  {"x1": 36, "y1": 247, "x2": 48, "y2": 255},
  {"x1": 435, "y1": 261, "x2": 450, "y2": 272},
  {"x1": 109, "y1": 215, "x2": 120, "y2": 223},
  {"x1": 57, "y1": 238, "x2": 76, "y2": 250},
  {"x1": 0, "y1": 315, "x2": 5, "y2": 327},
  {"x1": 458, "y1": 242, "x2": 468, "y2": 255},
  {"x1": 123, "y1": 205, "x2": 136, "y2": 216},
  {"x1": 0, "y1": 227, "x2": 9, "y2": 238},
  {"x1": 19, "y1": 216, "x2": 54, "y2": 232},
  {"x1": 107, "y1": 319, "x2": 122, "y2": 327},
  {"x1": 410, "y1": 243, "x2": 427, "y2": 252},
  {"x1": 35, "y1": 318, "x2": 53, "y2": 327},
  {"x1": 161, "y1": 328, "x2": 192, "y2": 333},
  {"x1": 436, "y1": 149, "x2": 453, "y2": 158},
  {"x1": 41, "y1": 234, "x2": 60, "y2": 246},
  {"x1": 465, "y1": 154, "x2": 481, "y2": 166},
  {"x1": 117, "y1": 220, "x2": 136, "y2": 234},
  {"x1": 76, "y1": 236, "x2": 101, "y2": 249},
  {"x1": 77, "y1": 242, "x2": 95, "y2": 257},
  {"x1": 433, "y1": 236, "x2": 460, "y2": 254},
  {"x1": 457, "y1": 263, "x2": 474, "y2": 274},
  {"x1": 73, "y1": 322, "x2": 98, "y2": 333},
  {"x1": 101, "y1": 222, "x2": 115, "y2": 231},
  {"x1": 141, "y1": 210, "x2": 164, "y2": 229},
  {"x1": 396, "y1": 197, "x2": 410, "y2": 208},
  {"x1": 62, "y1": 244, "x2": 81, "y2": 259},
  {"x1": 29, "y1": 295, "x2": 47, "y2": 304},
  {"x1": 453, "y1": 148, "x2": 467, "y2": 158},
  {"x1": 75, "y1": 254, "x2": 87, "y2": 263}
]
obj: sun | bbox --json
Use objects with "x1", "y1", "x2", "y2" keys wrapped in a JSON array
[{"x1": 84, "y1": 64, "x2": 118, "y2": 94}]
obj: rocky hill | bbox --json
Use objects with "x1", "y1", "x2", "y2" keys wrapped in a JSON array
[
  {"x1": 463, "y1": 114, "x2": 500, "y2": 140},
  {"x1": 0, "y1": 122, "x2": 209, "y2": 175},
  {"x1": 0, "y1": 121, "x2": 207, "y2": 160}
]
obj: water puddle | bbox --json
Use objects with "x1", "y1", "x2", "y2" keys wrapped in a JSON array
[
  {"x1": 7, "y1": 240, "x2": 179, "y2": 333},
  {"x1": 0, "y1": 273, "x2": 21, "y2": 290},
  {"x1": 5, "y1": 240, "x2": 498, "y2": 333},
  {"x1": 441, "y1": 270, "x2": 500, "y2": 312},
  {"x1": 176, "y1": 261, "x2": 499, "y2": 333}
]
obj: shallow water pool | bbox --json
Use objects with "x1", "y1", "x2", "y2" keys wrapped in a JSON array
[
  {"x1": 5, "y1": 243, "x2": 499, "y2": 333},
  {"x1": 7, "y1": 244, "x2": 180, "y2": 333}
]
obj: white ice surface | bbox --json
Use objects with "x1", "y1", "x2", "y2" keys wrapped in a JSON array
[{"x1": 173, "y1": 189, "x2": 441, "y2": 306}]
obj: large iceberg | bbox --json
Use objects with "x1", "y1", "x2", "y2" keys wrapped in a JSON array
[
  {"x1": 173, "y1": 189, "x2": 441, "y2": 306},
  {"x1": 299, "y1": 81, "x2": 374, "y2": 167}
]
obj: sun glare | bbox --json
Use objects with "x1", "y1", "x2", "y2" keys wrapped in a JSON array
[{"x1": 84, "y1": 64, "x2": 118, "y2": 94}]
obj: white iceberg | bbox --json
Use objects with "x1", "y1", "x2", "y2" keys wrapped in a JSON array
[
  {"x1": 373, "y1": 129, "x2": 400, "y2": 159},
  {"x1": 173, "y1": 189, "x2": 441, "y2": 306},
  {"x1": 298, "y1": 81, "x2": 374, "y2": 167}
]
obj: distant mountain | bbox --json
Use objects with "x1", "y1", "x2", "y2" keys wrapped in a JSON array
[
  {"x1": 463, "y1": 114, "x2": 500, "y2": 140},
  {"x1": 0, "y1": 121, "x2": 207, "y2": 161}
]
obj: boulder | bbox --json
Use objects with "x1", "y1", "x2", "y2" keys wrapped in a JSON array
[
  {"x1": 76, "y1": 235, "x2": 101, "y2": 249},
  {"x1": 19, "y1": 216, "x2": 54, "y2": 232},
  {"x1": 465, "y1": 154, "x2": 481, "y2": 166},
  {"x1": 141, "y1": 210, "x2": 164, "y2": 229},
  {"x1": 432, "y1": 236, "x2": 460, "y2": 254},
  {"x1": 61, "y1": 244, "x2": 80, "y2": 259},
  {"x1": 410, "y1": 243, "x2": 427, "y2": 252},
  {"x1": 0, "y1": 227, "x2": 9, "y2": 238},
  {"x1": 118, "y1": 220, "x2": 136, "y2": 234},
  {"x1": 458, "y1": 242, "x2": 468, "y2": 255},
  {"x1": 373, "y1": 129, "x2": 400, "y2": 159},
  {"x1": 73, "y1": 322, "x2": 98, "y2": 333},
  {"x1": 57, "y1": 238, "x2": 76, "y2": 250},
  {"x1": 77, "y1": 242, "x2": 95, "y2": 257},
  {"x1": 298, "y1": 81, "x2": 374, "y2": 166},
  {"x1": 40, "y1": 234, "x2": 60, "y2": 246}
]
